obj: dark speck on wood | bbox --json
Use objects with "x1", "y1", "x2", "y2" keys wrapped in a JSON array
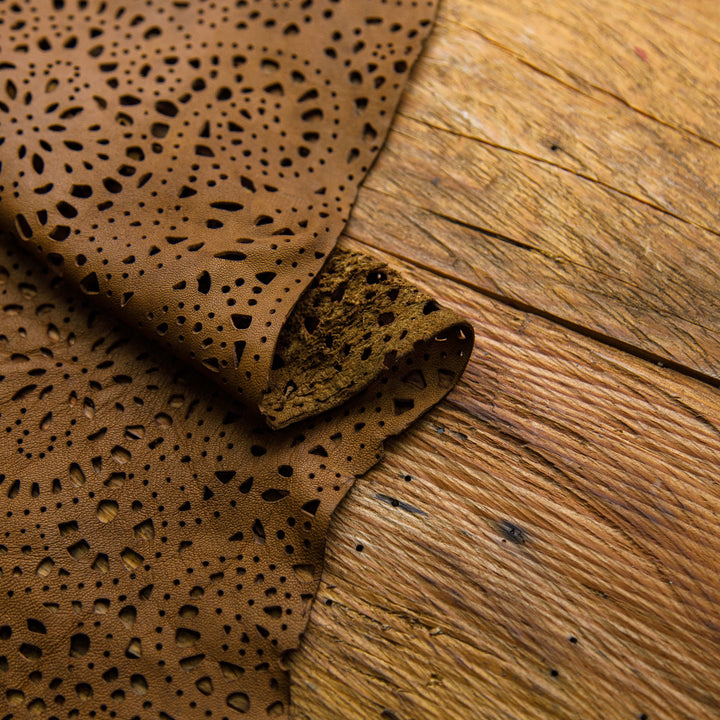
[
  {"x1": 498, "y1": 519, "x2": 527, "y2": 544},
  {"x1": 381, "y1": 710, "x2": 400, "y2": 720},
  {"x1": 376, "y1": 492, "x2": 427, "y2": 516}
]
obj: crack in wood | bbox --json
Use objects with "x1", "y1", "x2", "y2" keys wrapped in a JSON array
[{"x1": 399, "y1": 111, "x2": 720, "y2": 240}]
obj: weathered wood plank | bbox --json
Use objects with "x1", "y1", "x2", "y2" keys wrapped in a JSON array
[
  {"x1": 289, "y1": 238, "x2": 720, "y2": 720},
  {"x1": 342, "y1": 0, "x2": 720, "y2": 381},
  {"x1": 444, "y1": 0, "x2": 720, "y2": 145},
  {"x1": 401, "y1": 18, "x2": 720, "y2": 233},
  {"x1": 288, "y1": 1, "x2": 720, "y2": 717},
  {"x1": 351, "y1": 118, "x2": 720, "y2": 379}
]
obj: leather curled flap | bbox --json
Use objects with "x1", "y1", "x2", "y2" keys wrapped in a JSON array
[{"x1": 264, "y1": 248, "x2": 472, "y2": 428}]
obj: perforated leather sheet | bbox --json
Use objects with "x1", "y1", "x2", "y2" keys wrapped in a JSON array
[{"x1": 0, "y1": 2, "x2": 473, "y2": 718}]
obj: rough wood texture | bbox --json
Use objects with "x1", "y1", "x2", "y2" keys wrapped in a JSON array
[
  {"x1": 347, "y1": 0, "x2": 720, "y2": 382},
  {"x1": 289, "y1": 2, "x2": 720, "y2": 718}
]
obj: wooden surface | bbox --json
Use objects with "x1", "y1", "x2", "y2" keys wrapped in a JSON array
[{"x1": 289, "y1": 2, "x2": 720, "y2": 719}]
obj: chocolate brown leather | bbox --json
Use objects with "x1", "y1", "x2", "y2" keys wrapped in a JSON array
[{"x1": 0, "y1": 2, "x2": 473, "y2": 718}]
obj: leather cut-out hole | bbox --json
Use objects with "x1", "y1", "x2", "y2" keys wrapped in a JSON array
[
  {"x1": 252, "y1": 519, "x2": 266, "y2": 544},
  {"x1": 67, "y1": 539, "x2": 90, "y2": 560},
  {"x1": 196, "y1": 676, "x2": 213, "y2": 695},
  {"x1": 196, "y1": 270, "x2": 211, "y2": 295},
  {"x1": 69, "y1": 633, "x2": 90, "y2": 658},
  {"x1": 35, "y1": 557, "x2": 55, "y2": 577},
  {"x1": 233, "y1": 340, "x2": 246, "y2": 367},
  {"x1": 133, "y1": 519, "x2": 155, "y2": 540},
  {"x1": 75, "y1": 682, "x2": 93, "y2": 700},
  {"x1": 220, "y1": 661, "x2": 245, "y2": 679},
  {"x1": 68, "y1": 463, "x2": 86, "y2": 486},
  {"x1": 255, "y1": 271, "x2": 276, "y2": 285},
  {"x1": 91, "y1": 553, "x2": 110, "y2": 573},
  {"x1": 261, "y1": 489, "x2": 290, "y2": 502},
  {"x1": 231, "y1": 314, "x2": 252, "y2": 330},
  {"x1": 96, "y1": 499, "x2": 118, "y2": 523},
  {"x1": 104, "y1": 472, "x2": 126, "y2": 488},
  {"x1": 110, "y1": 445, "x2": 131, "y2": 464},
  {"x1": 393, "y1": 397, "x2": 415, "y2": 416},
  {"x1": 215, "y1": 470, "x2": 236, "y2": 484},
  {"x1": 120, "y1": 547, "x2": 144, "y2": 570},
  {"x1": 58, "y1": 520, "x2": 78, "y2": 537},
  {"x1": 292, "y1": 564, "x2": 315, "y2": 583},
  {"x1": 175, "y1": 628, "x2": 200, "y2": 647},
  {"x1": 179, "y1": 654, "x2": 205, "y2": 671},
  {"x1": 130, "y1": 673, "x2": 148, "y2": 695},
  {"x1": 125, "y1": 638, "x2": 142, "y2": 659},
  {"x1": 227, "y1": 692, "x2": 250, "y2": 713},
  {"x1": 239, "y1": 477, "x2": 254, "y2": 494},
  {"x1": 119, "y1": 606, "x2": 137, "y2": 629},
  {"x1": 155, "y1": 100, "x2": 178, "y2": 117},
  {"x1": 19, "y1": 643, "x2": 42, "y2": 660},
  {"x1": 302, "y1": 499, "x2": 320, "y2": 516}
]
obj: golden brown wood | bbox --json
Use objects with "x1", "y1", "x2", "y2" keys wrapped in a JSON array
[
  {"x1": 345, "y1": 0, "x2": 720, "y2": 382},
  {"x1": 289, "y1": 1, "x2": 720, "y2": 718},
  {"x1": 291, "y1": 241, "x2": 720, "y2": 720}
]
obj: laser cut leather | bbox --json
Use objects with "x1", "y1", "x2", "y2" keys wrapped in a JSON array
[
  {"x1": 0, "y1": 2, "x2": 473, "y2": 718},
  {"x1": 0, "y1": 0, "x2": 443, "y2": 411}
]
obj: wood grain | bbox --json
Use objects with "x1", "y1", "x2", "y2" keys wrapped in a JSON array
[
  {"x1": 291, "y1": 241, "x2": 720, "y2": 720},
  {"x1": 445, "y1": 0, "x2": 720, "y2": 145},
  {"x1": 344, "y1": 0, "x2": 720, "y2": 382},
  {"x1": 288, "y1": 1, "x2": 720, "y2": 718}
]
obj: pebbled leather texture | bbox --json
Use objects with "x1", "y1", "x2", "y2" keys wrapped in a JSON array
[{"x1": 0, "y1": 2, "x2": 474, "y2": 718}]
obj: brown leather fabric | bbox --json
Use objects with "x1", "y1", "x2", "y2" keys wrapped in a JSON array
[
  {"x1": 0, "y1": 0, "x2": 442, "y2": 410},
  {"x1": 0, "y1": 2, "x2": 473, "y2": 718}
]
